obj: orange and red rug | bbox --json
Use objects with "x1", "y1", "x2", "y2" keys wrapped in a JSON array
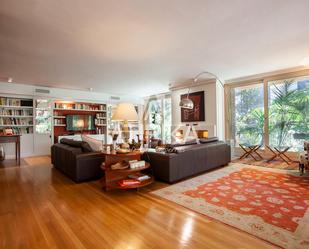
[{"x1": 152, "y1": 163, "x2": 309, "y2": 249}]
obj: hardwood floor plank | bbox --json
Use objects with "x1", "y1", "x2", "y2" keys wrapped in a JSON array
[{"x1": 0, "y1": 157, "x2": 278, "y2": 249}]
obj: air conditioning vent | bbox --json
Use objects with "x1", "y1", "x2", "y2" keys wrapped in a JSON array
[
  {"x1": 110, "y1": 96, "x2": 120, "y2": 100},
  {"x1": 35, "y1": 88, "x2": 50, "y2": 94}
]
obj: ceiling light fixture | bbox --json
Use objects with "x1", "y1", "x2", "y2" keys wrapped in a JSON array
[{"x1": 179, "y1": 71, "x2": 224, "y2": 109}]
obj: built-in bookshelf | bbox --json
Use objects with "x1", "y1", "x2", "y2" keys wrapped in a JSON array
[
  {"x1": 0, "y1": 97, "x2": 34, "y2": 134},
  {"x1": 53, "y1": 101, "x2": 107, "y2": 142}
]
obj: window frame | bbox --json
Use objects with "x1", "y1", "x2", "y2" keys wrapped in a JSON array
[
  {"x1": 225, "y1": 68, "x2": 309, "y2": 152},
  {"x1": 143, "y1": 93, "x2": 172, "y2": 143}
]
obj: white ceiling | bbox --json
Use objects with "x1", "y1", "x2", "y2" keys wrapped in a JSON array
[{"x1": 1, "y1": 0, "x2": 309, "y2": 97}]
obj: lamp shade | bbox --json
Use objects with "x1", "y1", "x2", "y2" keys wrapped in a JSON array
[
  {"x1": 179, "y1": 98, "x2": 194, "y2": 109},
  {"x1": 112, "y1": 103, "x2": 138, "y2": 121}
]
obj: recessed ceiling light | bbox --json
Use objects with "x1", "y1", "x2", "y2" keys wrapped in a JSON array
[
  {"x1": 8, "y1": 77, "x2": 13, "y2": 83},
  {"x1": 299, "y1": 57, "x2": 309, "y2": 66}
]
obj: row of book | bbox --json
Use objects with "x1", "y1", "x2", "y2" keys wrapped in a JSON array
[
  {"x1": 0, "y1": 127, "x2": 33, "y2": 135},
  {"x1": 96, "y1": 113, "x2": 106, "y2": 118},
  {"x1": 0, "y1": 97, "x2": 21, "y2": 106},
  {"x1": 54, "y1": 103, "x2": 106, "y2": 111},
  {"x1": 0, "y1": 109, "x2": 33, "y2": 116},
  {"x1": 0, "y1": 117, "x2": 33, "y2": 125},
  {"x1": 54, "y1": 119, "x2": 65, "y2": 125},
  {"x1": 94, "y1": 119, "x2": 106, "y2": 125},
  {"x1": 0, "y1": 97, "x2": 33, "y2": 107}
]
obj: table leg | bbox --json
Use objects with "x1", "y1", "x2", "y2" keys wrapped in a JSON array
[
  {"x1": 17, "y1": 139, "x2": 20, "y2": 166},
  {"x1": 266, "y1": 146, "x2": 277, "y2": 162},
  {"x1": 248, "y1": 146, "x2": 258, "y2": 161},
  {"x1": 252, "y1": 145, "x2": 263, "y2": 160},
  {"x1": 239, "y1": 144, "x2": 250, "y2": 159},
  {"x1": 15, "y1": 141, "x2": 17, "y2": 162},
  {"x1": 275, "y1": 147, "x2": 292, "y2": 162},
  {"x1": 274, "y1": 148, "x2": 291, "y2": 164}
]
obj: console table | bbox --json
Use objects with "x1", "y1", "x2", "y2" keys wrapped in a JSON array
[
  {"x1": 0, "y1": 135, "x2": 21, "y2": 166},
  {"x1": 101, "y1": 151, "x2": 153, "y2": 191}
]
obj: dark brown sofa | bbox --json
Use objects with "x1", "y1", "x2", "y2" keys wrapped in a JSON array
[
  {"x1": 142, "y1": 140, "x2": 231, "y2": 183},
  {"x1": 51, "y1": 139, "x2": 104, "y2": 182}
]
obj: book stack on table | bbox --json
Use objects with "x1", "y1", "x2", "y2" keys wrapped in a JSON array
[{"x1": 118, "y1": 173, "x2": 151, "y2": 187}]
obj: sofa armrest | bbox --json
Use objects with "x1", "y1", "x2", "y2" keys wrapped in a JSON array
[
  {"x1": 73, "y1": 152, "x2": 105, "y2": 182},
  {"x1": 75, "y1": 152, "x2": 105, "y2": 160}
]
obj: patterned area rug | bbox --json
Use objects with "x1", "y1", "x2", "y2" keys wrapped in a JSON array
[
  {"x1": 152, "y1": 163, "x2": 309, "y2": 249},
  {"x1": 233, "y1": 158, "x2": 299, "y2": 170}
]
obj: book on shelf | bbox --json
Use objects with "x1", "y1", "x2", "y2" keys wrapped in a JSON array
[
  {"x1": 118, "y1": 179, "x2": 141, "y2": 187},
  {"x1": 128, "y1": 173, "x2": 151, "y2": 182},
  {"x1": 0, "y1": 117, "x2": 33, "y2": 126},
  {"x1": 0, "y1": 97, "x2": 33, "y2": 107},
  {"x1": 0, "y1": 109, "x2": 33, "y2": 116}
]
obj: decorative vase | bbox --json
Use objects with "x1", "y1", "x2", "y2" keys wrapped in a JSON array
[{"x1": 0, "y1": 145, "x2": 5, "y2": 161}]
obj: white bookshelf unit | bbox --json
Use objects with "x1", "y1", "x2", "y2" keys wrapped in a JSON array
[{"x1": 0, "y1": 97, "x2": 34, "y2": 134}]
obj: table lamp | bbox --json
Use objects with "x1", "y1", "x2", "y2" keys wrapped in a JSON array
[{"x1": 112, "y1": 103, "x2": 138, "y2": 145}]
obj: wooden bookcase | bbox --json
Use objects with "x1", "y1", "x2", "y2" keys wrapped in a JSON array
[
  {"x1": 0, "y1": 96, "x2": 34, "y2": 134},
  {"x1": 53, "y1": 101, "x2": 107, "y2": 142}
]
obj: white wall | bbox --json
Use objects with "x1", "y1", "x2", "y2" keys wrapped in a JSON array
[{"x1": 170, "y1": 80, "x2": 224, "y2": 140}]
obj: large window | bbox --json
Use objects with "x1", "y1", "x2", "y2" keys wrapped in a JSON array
[
  {"x1": 226, "y1": 72, "x2": 309, "y2": 152},
  {"x1": 268, "y1": 77, "x2": 309, "y2": 151},
  {"x1": 230, "y1": 83, "x2": 264, "y2": 146},
  {"x1": 145, "y1": 94, "x2": 172, "y2": 143}
]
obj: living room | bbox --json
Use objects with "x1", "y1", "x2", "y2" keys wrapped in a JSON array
[{"x1": 0, "y1": 1, "x2": 308, "y2": 249}]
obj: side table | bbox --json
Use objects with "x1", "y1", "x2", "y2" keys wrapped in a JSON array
[
  {"x1": 101, "y1": 151, "x2": 154, "y2": 191},
  {"x1": 239, "y1": 144, "x2": 263, "y2": 161},
  {"x1": 266, "y1": 146, "x2": 292, "y2": 164}
]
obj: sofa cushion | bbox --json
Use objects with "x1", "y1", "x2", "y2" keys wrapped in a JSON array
[
  {"x1": 199, "y1": 137, "x2": 219, "y2": 143},
  {"x1": 81, "y1": 134, "x2": 103, "y2": 152},
  {"x1": 61, "y1": 138, "x2": 83, "y2": 147},
  {"x1": 164, "y1": 144, "x2": 178, "y2": 153},
  {"x1": 172, "y1": 139, "x2": 198, "y2": 147},
  {"x1": 81, "y1": 142, "x2": 93, "y2": 152}
]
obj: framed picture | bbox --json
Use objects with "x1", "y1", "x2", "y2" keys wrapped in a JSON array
[{"x1": 181, "y1": 91, "x2": 205, "y2": 122}]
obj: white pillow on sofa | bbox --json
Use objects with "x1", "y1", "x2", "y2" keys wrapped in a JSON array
[{"x1": 81, "y1": 134, "x2": 103, "y2": 152}]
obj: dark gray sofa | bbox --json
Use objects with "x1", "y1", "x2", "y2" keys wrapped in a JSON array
[
  {"x1": 51, "y1": 139, "x2": 104, "y2": 182},
  {"x1": 142, "y1": 140, "x2": 231, "y2": 183}
]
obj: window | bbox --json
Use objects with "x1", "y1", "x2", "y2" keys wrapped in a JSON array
[
  {"x1": 145, "y1": 94, "x2": 172, "y2": 143},
  {"x1": 268, "y1": 77, "x2": 309, "y2": 151},
  {"x1": 226, "y1": 71, "x2": 309, "y2": 152},
  {"x1": 230, "y1": 83, "x2": 264, "y2": 146}
]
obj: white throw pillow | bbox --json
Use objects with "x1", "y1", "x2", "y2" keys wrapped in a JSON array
[{"x1": 81, "y1": 135, "x2": 103, "y2": 152}]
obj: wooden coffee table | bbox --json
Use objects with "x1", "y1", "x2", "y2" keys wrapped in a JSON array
[{"x1": 101, "y1": 151, "x2": 154, "y2": 191}]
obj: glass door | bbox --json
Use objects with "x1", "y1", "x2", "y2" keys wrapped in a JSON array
[{"x1": 34, "y1": 98, "x2": 53, "y2": 155}]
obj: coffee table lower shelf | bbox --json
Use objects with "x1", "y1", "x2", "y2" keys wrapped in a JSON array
[{"x1": 108, "y1": 176, "x2": 154, "y2": 190}]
